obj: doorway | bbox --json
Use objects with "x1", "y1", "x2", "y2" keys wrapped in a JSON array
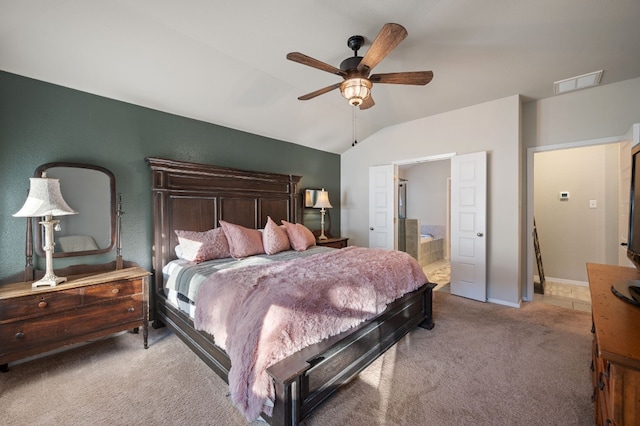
[
  {"x1": 371, "y1": 151, "x2": 487, "y2": 301},
  {"x1": 397, "y1": 157, "x2": 452, "y2": 289},
  {"x1": 525, "y1": 135, "x2": 626, "y2": 301}
]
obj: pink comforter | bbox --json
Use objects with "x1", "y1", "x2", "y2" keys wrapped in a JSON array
[{"x1": 193, "y1": 246, "x2": 427, "y2": 421}]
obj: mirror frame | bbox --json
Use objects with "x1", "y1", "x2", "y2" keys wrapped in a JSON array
[{"x1": 33, "y1": 162, "x2": 116, "y2": 258}]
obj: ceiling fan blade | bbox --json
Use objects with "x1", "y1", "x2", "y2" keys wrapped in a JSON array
[
  {"x1": 370, "y1": 71, "x2": 434, "y2": 85},
  {"x1": 287, "y1": 52, "x2": 346, "y2": 77},
  {"x1": 357, "y1": 23, "x2": 408, "y2": 74},
  {"x1": 298, "y1": 82, "x2": 342, "y2": 100},
  {"x1": 359, "y1": 94, "x2": 375, "y2": 110}
]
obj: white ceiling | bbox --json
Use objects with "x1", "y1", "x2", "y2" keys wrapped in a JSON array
[{"x1": 2, "y1": 0, "x2": 640, "y2": 154}]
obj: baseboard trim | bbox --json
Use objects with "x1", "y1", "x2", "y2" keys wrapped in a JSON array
[
  {"x1": 487, "y1": 298, "x2": 521, "y2": 308},
  {"x1": 534, "y1": 275, "x2": 588, "y2": 287}
]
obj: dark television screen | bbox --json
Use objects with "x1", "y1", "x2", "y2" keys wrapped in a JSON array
[
  {"x1": 616, "y1": 143, "x2": 640, "y2": 306},
  {"x1": 629, "y1": 143, "x2": 640, "y2": 266}
]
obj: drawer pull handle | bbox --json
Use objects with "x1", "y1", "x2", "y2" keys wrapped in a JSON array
[
  {"x1": 127, "y1": 307, "x2": 135, "y2": 312},
  {"x1": 15, "y1": 331, "x2": 25, "y2": 339},
  {"x1": 112, "y1": 288, "x2": 120, "y2": 294},
  {"x1": 38, "y1": 301, "x2": 48, "y2": 308}
]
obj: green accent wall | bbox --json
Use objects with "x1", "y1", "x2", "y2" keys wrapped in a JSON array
[{"x1": 0, "y1": 71, "x2": 340, "y2": 279}]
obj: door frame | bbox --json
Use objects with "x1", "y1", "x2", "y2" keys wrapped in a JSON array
[
  {"x1": 391, "y1": 152, "x2": 456, "y2": 255},
  {"x1": 525, "y1": 135, "x2": 625, "y2": 301}
]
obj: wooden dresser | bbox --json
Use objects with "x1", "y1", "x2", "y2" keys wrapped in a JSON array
[
  {"x1": 587, "y1": 263, "x2": 640, "y2": 425},
  {"x1": 0, "y1": 267, "x2": 150, "y2": 371}
]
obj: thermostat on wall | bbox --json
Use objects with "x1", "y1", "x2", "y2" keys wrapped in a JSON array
[{"x1": 559, "y1": 191, "x2": 570, "y2": 201}]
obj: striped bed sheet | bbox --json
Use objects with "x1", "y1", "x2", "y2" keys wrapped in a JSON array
[{"x1": 162, "y1": 245, "x2": 334, "y2": 317}]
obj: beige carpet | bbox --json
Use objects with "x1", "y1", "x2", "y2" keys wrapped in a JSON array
[{"x1": 1, "y1": 291, "x2": 593, "y2": 426}]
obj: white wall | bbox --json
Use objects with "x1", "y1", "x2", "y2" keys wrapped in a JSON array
[
  {"x1": 341, "y1": 95, "x2": 521, "y2": 305},
  {"x1": 523, "y1": 78, "x2": 640, "y2": 150},
  {"x1": 403, "y1": 160, "x2": 450, "y2": 227}
]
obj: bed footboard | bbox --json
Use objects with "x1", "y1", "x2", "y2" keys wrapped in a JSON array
[
  {"x1": 155, "y1": 294, "x2": 232, "y2": 382},
  {"x1": 266, "y1": 282, "x2": 435, "y2": 426}
]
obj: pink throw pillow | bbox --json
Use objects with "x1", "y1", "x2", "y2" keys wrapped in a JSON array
[
  {"x1": 262, "y1": 216, "x2": 290, "y2": 255},
  {"x1": 219, "y1": 220, "x2": 265, "y2": 258},
  {"x1": 281, "y1": 220, "x2": 316, "y2": 251},
  {"x1": 174, "y1": 228, "x2": 230, "y2": 263}
]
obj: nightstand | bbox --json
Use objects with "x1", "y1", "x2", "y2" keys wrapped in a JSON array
[
  {"x1": 0, "y1": 266, "x2": 150, "y2": 371},
  {"x1": 316, "y1": 237, "x2": 349, "y2": 249}
]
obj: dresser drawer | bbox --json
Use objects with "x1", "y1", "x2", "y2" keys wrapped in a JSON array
[
  {"x1": 0, "y1": 288, "x2": 83, "y2": 322},
  {"x1": 83, "y1": 278, "x2": 142, "y2": 304},
  {"x1": 0, "y1": 294, "x2": 144, "y2": 359}
]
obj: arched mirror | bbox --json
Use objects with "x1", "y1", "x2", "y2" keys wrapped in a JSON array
[{"x1": 33, "y1": 162, "x2": 116, "y2": 258}]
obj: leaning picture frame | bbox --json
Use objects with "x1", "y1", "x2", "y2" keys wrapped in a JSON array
[{"x1": 304, "y1": 188, "x2": 320, "y2": 208}]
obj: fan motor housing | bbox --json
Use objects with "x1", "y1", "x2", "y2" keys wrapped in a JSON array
[{"x1": 340, "y1": 56, "x2": 362, "y2": 72}]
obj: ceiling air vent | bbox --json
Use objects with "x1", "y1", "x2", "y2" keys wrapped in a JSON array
[{"x1": 554, "y1": 70, "x2": 603, "y2": 95}]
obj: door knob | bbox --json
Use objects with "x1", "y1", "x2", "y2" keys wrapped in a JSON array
[
  {"x1": 370, "y1": 227, "x2": 374, "y2": 231},
  {"x1": 477, "y1": 232, "x2": 484, "y2": 237}
]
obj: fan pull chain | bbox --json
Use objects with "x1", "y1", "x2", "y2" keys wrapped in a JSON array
[{"x1": 351, "y1": 107, "x2": 358, "y2": 147}]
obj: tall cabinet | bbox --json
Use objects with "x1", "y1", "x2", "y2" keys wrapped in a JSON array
[{"x1": 587, "y1": 263, "x2": 640, "y2": 425}]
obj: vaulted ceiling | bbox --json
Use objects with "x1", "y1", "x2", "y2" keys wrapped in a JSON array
[{"x1": 2, "y1": 1, "x2": 640, "y2": 154}]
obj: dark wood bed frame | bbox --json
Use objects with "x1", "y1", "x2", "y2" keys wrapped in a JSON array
[{"x1": 146, "y1": 157, "x2": 435, "y2": 426}]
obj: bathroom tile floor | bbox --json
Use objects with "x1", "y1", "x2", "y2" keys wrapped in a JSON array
[
  {"x1": 422, "y1": 260, "x2": 592, "y2": 312},
  {"x1": 422, "y1": 259, "x2": 450, "y2": 291},
  {"x1": 533, "y1": 280, "x2": 592, "y2": 312}
]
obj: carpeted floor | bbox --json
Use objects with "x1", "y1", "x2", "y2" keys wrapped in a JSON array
[{"x1": 1, "y1": 291, "x2": 594, "y2": 426}]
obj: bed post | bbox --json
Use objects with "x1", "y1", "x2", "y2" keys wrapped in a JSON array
[
  {"x1": 271, "y1": 376, "x2": 301, "y2": 426},
  {"x1": 419, "y1": 282, "x2": 436, "y2": 329},
  {"x1": 289, "y1": 174, "x2": 300, "y2": 224}
]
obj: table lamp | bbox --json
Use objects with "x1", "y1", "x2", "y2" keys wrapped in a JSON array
[
  {"x1": 313, "y1": 188, "x2": 332, "y2": 240},
  {"x1": 14, "y1": 174, "x2": 78, "y2": 287}
]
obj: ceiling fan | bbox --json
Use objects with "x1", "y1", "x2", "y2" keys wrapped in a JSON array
[{"x1": 286, "y1": 23, "x2": 433, "y2": 110}]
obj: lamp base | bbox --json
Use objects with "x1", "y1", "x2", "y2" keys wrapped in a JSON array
[
  {"x1": 318, "y1": 234, "x2": 328, "y2": 240},
  {"x1": 32, "y1": 275, "x2": 67, "y2": 288}
]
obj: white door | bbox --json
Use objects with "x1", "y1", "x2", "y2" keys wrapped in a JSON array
[
  {"x1": 619, "y1": 140, "x2": 633, "y2": 266},
  {"x1": 369, "y1": 164, "x2": 397, "y2": 249},
  {"x1": 450, "y1": 151, "x2": 487, "y2": 301}
]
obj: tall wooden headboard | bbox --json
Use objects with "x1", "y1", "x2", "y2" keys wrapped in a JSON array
[{"x1": 146, "y1": 157, "x2": 301, "y2": 292}]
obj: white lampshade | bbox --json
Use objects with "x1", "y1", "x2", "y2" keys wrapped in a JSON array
[
  {"x1": 14, "y1": 177, "x2": 78, "y2": 218},
  {"x1": 14, "y1": 176, "x2": 77, "y2": 287},
  {"x1": 313, "y1": 189, "x2": 332, "y2": 209}
]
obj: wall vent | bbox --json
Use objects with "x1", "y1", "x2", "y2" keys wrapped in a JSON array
[{"x1": 554, "y1": 70, "x2": 603, "y2": 95}]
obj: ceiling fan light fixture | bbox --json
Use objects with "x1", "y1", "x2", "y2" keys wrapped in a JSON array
[{"x1": 340, "y1": 78, "x2": 371, "y2": 106}]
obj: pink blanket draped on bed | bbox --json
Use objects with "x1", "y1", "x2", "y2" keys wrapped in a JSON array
[{"x1": 193, "y1": 246, "x2": 427, "y2": 421}]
